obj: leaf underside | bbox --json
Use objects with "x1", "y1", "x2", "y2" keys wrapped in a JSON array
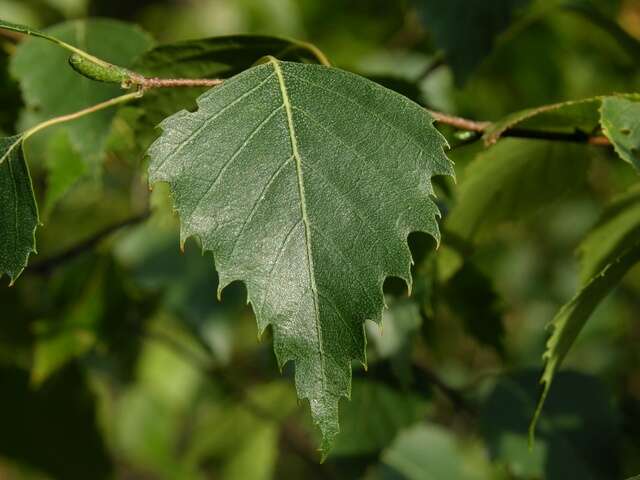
[
  {"x1": 0, "y1": 136, "x2": 38, "y2": 283},
  {"x1": 148, "y1": 58, "x2": 452, "y2": 452}
]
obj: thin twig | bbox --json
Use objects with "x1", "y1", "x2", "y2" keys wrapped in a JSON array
[
  {"x1": 139, "y1": 77, "x2": 224, "y2": 89},
  {"x1": 428, "y1": 109, "x2": 612, "y2": 146},
  {"x1": 427, "y1": 109, "x2": 491, "y2": 133},
  {"x1": 28, "y1": 211, "x2": 150, "y2": 274}
]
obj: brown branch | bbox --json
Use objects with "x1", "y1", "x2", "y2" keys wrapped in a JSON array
[
  {"x1": 427, "y1": 110, "x2": 491, "y2": 133},
  {"x1": 428, "y1": 109, "x2": 612, "y2": 146},
  {"x1": 139, "y1": 77, "x2": 224, "y2": 89},
  {"x1": 28, "y1": 211, "x2": 150, "y2": 274}
]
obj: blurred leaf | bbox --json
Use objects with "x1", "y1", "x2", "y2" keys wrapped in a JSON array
[
  {"x1": 447, "y1": 139, "x2": 589, "y2": 241},
  {"x1": 148, "y1": 58, "x2": 452, "y2": 453},
  {"x1": 414, "y1": 0, "x2": 531, "y2": 85},
  {"x1": 601, "y1": 96, "x2": 640, "y2": 172},
  {"x1": 0, "y1": 365, "x2": 112, "y2": 479},
  {"x1": 564, "y1": 0, "x2": 640, "y2": 64},
  {"x1": 331, "y1": 380, "x2": 427, "y2": 457},
  {"x1": 380, "y1": 423, "x2": 487, "y2": 480},
  {"x1": 481, "y1": 370, "x2": 619, "y2": 480},
  {"x1": 42, "y1": 130, "x2": 86, "y2": 218},
  {"x1": 31, "y1": 258, "x2": 153, "y2": 384},
  {"x1": 533, "y1": 241, "x2": 640, "y2": 439},
  {"x1": 0, "y1": 135, "x2": 38, "y2": 284},
  {"x1": 367, "y1": 298, "x2": 422, "y2": 360},
  {"x1": 443, "y1": 262, "x2": 505, "y2": 354},
  {"x1": 114, "y1": 219, "x2": 247, "y2": 363},
  {"x1": 10, "y1": 19, "x2": 153, "y2": 172},
  {"x1": 578, "y1": 185, "x2": 640, "y2": 283}
]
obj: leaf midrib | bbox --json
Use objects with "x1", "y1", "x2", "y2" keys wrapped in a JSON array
[{"x1": 270, "y1": 58, "x2": 327, "y2": 390}]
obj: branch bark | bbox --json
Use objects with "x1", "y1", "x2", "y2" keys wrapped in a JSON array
[{"x1": 427, "y1": 109, "x2": 611, "y2": 146}]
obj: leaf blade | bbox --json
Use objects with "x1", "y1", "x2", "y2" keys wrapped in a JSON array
[
  {"x1": 148, "y1": 59, "x2": 452, "y2": 452},
  {"x1": 0, "y1": 135, "x2": 38, "y2": 283}
]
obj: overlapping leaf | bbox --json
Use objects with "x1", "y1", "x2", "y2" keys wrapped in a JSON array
[
  {"x1": 0, "y1": 136, "x2": 38, "y2": 283},
  {"x1": 147, "y1": 58, "x2": 453, "y2": 451}
]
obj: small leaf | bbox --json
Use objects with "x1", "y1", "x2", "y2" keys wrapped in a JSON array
[
  {"x1": 414, "y1": 0, "x2": 531, "y2": 85},
  {"x1": 0, "y1": 135, "x2": 38, "y2": 284},
  {"x1": 532, "y1": 241, "x2": 640, "y2": 440},
  {"x1": 601, "y1": 96, "x2": 640, "y2": 172},
  {"x1": 447, "y1": 139, "x2": 589, "y2": 241},
  {"x1": 148, "y1": 58, "x2": 453, "y2": 452}
]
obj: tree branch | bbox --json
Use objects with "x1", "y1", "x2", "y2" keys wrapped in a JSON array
[{"x1": 427, "y1": 109, "x2": 611, "y2": 146}]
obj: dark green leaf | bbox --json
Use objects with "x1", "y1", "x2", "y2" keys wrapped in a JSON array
[
  {"x1": 0, "y1": 135, "x2": 38, "y2": 284},
  {"x1": 414, "y1": 0, "x2": 531, "y2": 85},
  {"x1": 148, "y1": 58, "x2": 453, "y2": 452},
  {"x1": 482, "y1": 370, "x2": 620, "y2": 480},
  {"x1": 444, "y1": 262, "x2": 505, "y2": 354}
]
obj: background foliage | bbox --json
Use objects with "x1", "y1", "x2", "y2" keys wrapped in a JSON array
[{"x1": 1, "y1": 0, "x2": 639, "y2": 479}]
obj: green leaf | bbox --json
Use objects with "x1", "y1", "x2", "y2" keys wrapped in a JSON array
[
  {"x1": 601, "y1": 96, "x2": 640, "y2": 173},
  {"x1": 42, "y1": 130, "x2": 86, "y2": 217},
  {"x1": 578, "y1": 185, "x2": 640, "y2": 283},
  {"x1": 446, "y1": 139, "x2": 589, "y2": 241},
  {"x1": 10, "y1": 19, "x2": 153, "y2": 171},
  {"x1": 148, "y1": 58, "x2": 453, "y2": 452},
  {"x1": 132, "y1": 35, "x2": 329, "y2": 148},
  {"x1": 380, "y1": 423, "x2": 488, "y2": 480},
  {"x1": 483, "y1": 97, "x2": 601, "y2": 146},
  {"x1": 444, "y1": 262, "x2": 505, "y2": 354},
  {"x1": 414, "y1": 0, "x2": 531, "y2": 85},
  {"x1": 331, "y1": 380, "x2": 427, "y2": 457},
  {"x1": 0, "y1": 135, "x2": 38, "y2": 284},
  {"x1": 482, "y1": 370, "x2": 620, "y2": 480},
  {"x1": 532, "y1": 241, "x2": 640, "y2": 440}
]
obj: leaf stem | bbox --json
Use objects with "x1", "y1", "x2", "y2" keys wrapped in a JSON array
[{"x1": 22, "y1": 90, "x2": 143, "y2": 142}]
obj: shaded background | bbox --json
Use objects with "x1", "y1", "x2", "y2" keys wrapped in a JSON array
[{"x1": 1, "y1": 0, "x2": 640, "y2": 478}]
